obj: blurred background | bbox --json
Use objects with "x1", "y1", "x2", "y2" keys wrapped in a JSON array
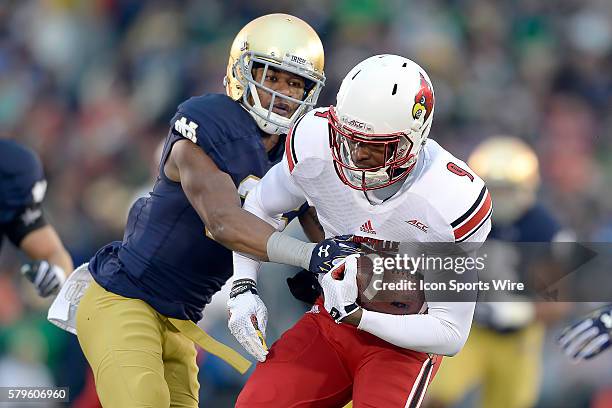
[{"x1": 0, "y1": 0, "x2": 611, "y2": 407}]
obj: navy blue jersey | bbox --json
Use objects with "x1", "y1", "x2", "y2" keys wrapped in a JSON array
[
  {"x1": 0, "y1": 140, "x2": 47, "y2": 250},
  {"x1": 490, "y1": 203, "x2": 561, "y2": 242},
  {"x1": 89, "y1": 94, "x2": 306, "y2": 322}
]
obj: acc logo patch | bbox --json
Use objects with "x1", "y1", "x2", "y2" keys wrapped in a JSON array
[{"x1": 406, "y1": 219, "x2": 428, "y2": 232}]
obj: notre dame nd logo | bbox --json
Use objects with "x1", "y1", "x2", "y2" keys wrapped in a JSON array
[{"x1": 174, "y1": 117, "x2": 199, "y2": 144}]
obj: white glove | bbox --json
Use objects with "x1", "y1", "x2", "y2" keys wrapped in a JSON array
[
  {"x1": 21, "y1": 260, "x2": 66, "y2": 297},
  {"x1": 227, "y1": 279, "x2": 268, "y2": 362},
  {"x1": 321, "y1": 254, "x2": 361, "y2": 323}
]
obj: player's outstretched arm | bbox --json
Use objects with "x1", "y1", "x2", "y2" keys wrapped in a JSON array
[
  {"x1": 170, "y1": 139, "x2": 359, "y2": 271},
  {"x1": 20, "y1": 225, "x2": 73, "y2": 297},
  {"x1": 169, "y1": 139, "x2": 277, "y2": 259}
]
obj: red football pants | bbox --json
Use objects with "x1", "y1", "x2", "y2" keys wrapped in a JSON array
[{"x1": 236, "y1": 301, "x2": 441, "y2": 408}]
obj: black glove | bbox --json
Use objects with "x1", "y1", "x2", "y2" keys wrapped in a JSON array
[
  {"x1": 558, "y1": 304, "x2": 612, "y2": 361},
  {"x1": 308, "y1": 235, "x2": 361, "y2": 274},
  {"x1": 287, "y1": 270, "x2": 322, "y2": 305},
  {"x1": 21, "y1": 260, "x2": 66, "y2": 297}
]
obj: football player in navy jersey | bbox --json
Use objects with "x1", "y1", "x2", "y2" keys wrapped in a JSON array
[
  {"x1": 427, "y1": 136, "x2": 571, "y2": 408},
  {"x1": 72, "y1": 14, "x2": 365, "y2": 408},
  {"x1": 0, "y1": 139, "x2": 73, "y2": 297}
]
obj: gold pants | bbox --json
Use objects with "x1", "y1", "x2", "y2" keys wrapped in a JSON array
[
  {"x1": 427, "y1": 324, "x2": 544, "y2": 408},
  {"x1": 76, "y1": 280, "x2": 200, "y2": 408}
]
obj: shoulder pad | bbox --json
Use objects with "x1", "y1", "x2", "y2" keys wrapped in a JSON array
[
  {"x1": 175, "y1": 94, "x2": 241, "y2": 120},
  {"x1": 414, "y1": 140, "x2": 492, "y2": 242},
  {"x1": 0, "y1": 140, "x2": 43, "y2": 179},
  {"x1": 170, "y1": 94, "x2": 253, "y2": 147},
  {"x1": 0, "y1": 140, "x2": 46, "y2": 215},
  {"x1": 285, "y1": 108, "x2": 331, "y2": 172}
]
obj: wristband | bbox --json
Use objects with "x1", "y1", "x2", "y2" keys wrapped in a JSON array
[{"x1": 229, "y1": 278, "x2": 258, "y2": 298}]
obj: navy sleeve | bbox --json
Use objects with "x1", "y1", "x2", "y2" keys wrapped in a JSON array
[
  {"x1": 5, "y1": 202, "x2": 47, "y2": 246},
  {"x1": 168, "y1": 96, "x2": 229, "y2": 172},
  {"x1": 0, "y1": 140, "x2": 48, "y2": 245},
  {"x1": 165, "y1": 95, "x2": 268, "y2": 185}
]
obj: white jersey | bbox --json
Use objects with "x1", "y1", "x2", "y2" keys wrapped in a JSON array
[
  {"x1": 234, "y1": 108, "x2": 492, "y2": 356},
  {"x1": 285, "y1": 108, "x2": 491, "y2": 244}
]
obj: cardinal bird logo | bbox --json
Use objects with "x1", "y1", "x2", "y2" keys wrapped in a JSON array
[{"x1": 412, "y1": 73, "x2": 434, "y2": 122}]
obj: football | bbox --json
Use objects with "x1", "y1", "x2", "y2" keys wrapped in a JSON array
[{"x1": 356, "y1": 254, "x2": 426, "y2": 315}]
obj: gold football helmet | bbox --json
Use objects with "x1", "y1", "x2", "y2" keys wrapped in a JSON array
[
  {"x1": 468, "y1": 136, "x2": 540, "y2": 224},
  {"x1": 225, "y1": 14, "x2": 325, "y2": 135}
]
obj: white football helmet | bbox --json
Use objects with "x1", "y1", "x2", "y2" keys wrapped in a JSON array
[{"x1": 329, "y1": 54, "x2": 435, "y2": 190}]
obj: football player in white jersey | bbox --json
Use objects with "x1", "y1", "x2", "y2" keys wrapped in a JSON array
[{"x1": 228, "y1": 54, "x2": 492, "y2": 407}]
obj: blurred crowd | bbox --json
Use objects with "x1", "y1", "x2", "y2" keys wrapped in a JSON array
[{"x1": 1, "y1": 0, "x2": 612, "y2": 407}]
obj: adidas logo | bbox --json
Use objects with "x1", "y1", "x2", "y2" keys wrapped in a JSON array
[
  {"x1": 306, "y1": 305, "x2": 320, "y2": 314},
  {"x1": 360, "y1": 220, "x2": 376, "y2": 234}
]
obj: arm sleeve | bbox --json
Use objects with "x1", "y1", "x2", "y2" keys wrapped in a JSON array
[
  {"x1": 358, "y1": 217, "x2": 492, "y2": 356},
  {"x1": 6, "y1": 176, "x2": 48, "y2": 247},
  {"x1": 232, "y1": 159, "x2": 307, "y2": 282},
  {"x1": 6, "y1": 203, "x2": 47, "y2": 247},
  {"x1": 358, "y1": 300, "x2": 475, "y2": 356}
]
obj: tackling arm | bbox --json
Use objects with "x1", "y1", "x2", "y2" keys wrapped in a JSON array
[
  {"x1": 232, "y1": 159, "x2": 309, "y2": 281},
  {"x1": 169, "y1": 139, "x2": 282, "y2": 259}
]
